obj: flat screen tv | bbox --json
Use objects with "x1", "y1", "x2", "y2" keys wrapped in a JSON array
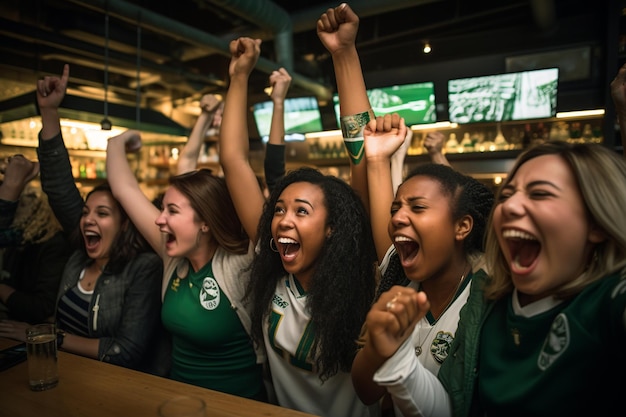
[
  {"x1": 253, "y1": 96, "x2": 323, "y2": 142},
  {"x1": 447, "y1": 67, "x2": 558, "y2": 124},
  {"x1": 333, "y1": 81, "x2": 437, "y2": 128}
]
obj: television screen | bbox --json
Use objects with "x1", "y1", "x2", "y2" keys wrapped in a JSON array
[
  {"x1": 333, "y1": 81, "x2": 437, "y2": 128},
  {"x1": 253, "y1": 96, "x2": 323, "y2": 142},
  {"x1": 447, "y1": 68, "x2": 558, "y2": 124}
]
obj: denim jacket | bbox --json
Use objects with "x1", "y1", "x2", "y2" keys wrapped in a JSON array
[
  {"x1": 57, "y1": 250, "x2": 162, "y2": 370},
  {"x1": 38, "y1": 131, "x2": 164, "y2": 372}
]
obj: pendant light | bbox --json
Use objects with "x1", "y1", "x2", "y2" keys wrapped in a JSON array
[{"x1": 423, "y1": 41, "x2": 432, "y2": 54}]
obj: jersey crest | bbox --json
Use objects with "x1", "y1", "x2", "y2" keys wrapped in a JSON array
[
  {"x1": 430, "y1": 331, "x2": 454, "y2": 364},
  {"x1": 537, "y1": 313, "x2": 569, "y2": 370},
  {"x1": 199, "y1": 277, "x2": 220, "y2": 310}
]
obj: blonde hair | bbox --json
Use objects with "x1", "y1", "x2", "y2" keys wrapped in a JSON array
[
  {"x1": 484, "y1": 141, "x2": 626, "y2": 300},
  {"x1": 11, "y1": 186, "x2": 63, "y2": 245}
]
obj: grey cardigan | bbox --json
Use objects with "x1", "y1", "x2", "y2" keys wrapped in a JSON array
[{"x1": 162, "y1": 241, "x2": 266, "y2": 365}]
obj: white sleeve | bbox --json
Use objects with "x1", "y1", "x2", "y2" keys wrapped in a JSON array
[
  {"x1": 373, "y1": 338, "x2": 452, "y2": 417},
  {"x1": 379, "y1": 245, "x2": 396, "y2": 275}
]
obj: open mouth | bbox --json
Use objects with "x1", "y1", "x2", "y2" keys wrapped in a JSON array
[
  {"x1": 83, "y1": 230, "x2": 101, "y2": 251},
  {"x1": 277, "y1": 237, "x2": 300, "y2": 261},
  {"x1": 394, "y1": 235, "x2": 419, "y2": 265},
  {"x1": 502, "y1": 229, "x2": 541, "y2": 271}
]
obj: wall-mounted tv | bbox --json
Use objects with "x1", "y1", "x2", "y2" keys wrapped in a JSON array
[
  {"x1": 252, "y1": 96, "x2": 323, "y2": 142},
  {"x1": 333, "y1": 81, "x2": 437, "y2": 128},
  {"x1": 447, "y1": 67, "x2": 558, "y2": 124}
]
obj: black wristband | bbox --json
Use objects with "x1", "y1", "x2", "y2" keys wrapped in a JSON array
[{"x1": 56, "y1": 330, "x2": 65, "y2": 348}]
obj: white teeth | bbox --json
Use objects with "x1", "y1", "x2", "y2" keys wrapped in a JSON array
[
  {"x1": 394, "y1": 236, "x2": 413, "y2": 243},
  {"x1": 502, "y1": 229, "x2": 536, "y2": 240},
  {"x1": 278, "y1": 237, "x2": 298, "y2": 244},
  {"x1": 84, "y1": 231, "x2": 100, "y2": 237}
]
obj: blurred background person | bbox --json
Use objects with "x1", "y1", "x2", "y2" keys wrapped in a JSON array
[{"x1": 0, "y1": 154, "x2": 71, "y2": 323}]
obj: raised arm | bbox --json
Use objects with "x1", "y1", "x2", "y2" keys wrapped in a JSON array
[
  {"x1": 317, "y1": 3, "x2": 373, "y2": 211},
  {"x1": 0, "y1": 155, "x2": 67, "y2": 324},
  {"x1": 219, "y1": 37, "x2": 266, "y2": 242},
  {"x1": 106, "y1": 130, "x2": 163, "y2": 256},
  {"x1": 264, "y1": 68, "x2": 292, "y2": 193},
  {"x1": 351, "y1": 114, "x2": 406, "y2": 406},
  {"x1": 391, "y1": 128, "x2": 412, "y2": 195},
  {"x1": 423, "y1": 131, "x2": 451, "y2": 166},
  {"x1": 0, "y1": 155, "x2": 39, "y2": 204},
  {"x1": 35, "y1": 63, "x2": 85, "y2": 233},
  {"x1": 177, "y1": 94, "x2": 223, "y2": 174},
  {"x1": 365, "y1": 113, "x2": 407, "y2": 262},
  {"x1": 0, "y1": 155, "x2": 39, "y2": 246}
]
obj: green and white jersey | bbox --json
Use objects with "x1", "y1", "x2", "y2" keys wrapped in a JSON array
[
  {"x1": 264, "y1": 273, "x2": 379, "y2": 417},
  {"x1": 479, "y1": 271, "x2": 626, "y2": 416},
  {"x1": 379, "y1": 245, "x2": 472, "y2": 375},
  {"x1": 162, "y1": 260, "x2": 264, "y2": 400}
]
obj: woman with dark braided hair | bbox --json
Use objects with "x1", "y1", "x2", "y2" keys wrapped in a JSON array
[
  {"x1": 315, "y1": 4, "x2": 494, "y2": 415},
  {"x1": 369, "y1": 141, "x2": 626, "y2": 417},
  {"x1": 351, "y1": 113, "x2": 494, "y2": 417},
  {"x1": 219, "y1": 36, "x2": 378, "y2": 417}
]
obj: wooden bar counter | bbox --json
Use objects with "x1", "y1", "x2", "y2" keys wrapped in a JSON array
[{"x1": 0, "y1": 339, "x2": 317, "y2": 417}]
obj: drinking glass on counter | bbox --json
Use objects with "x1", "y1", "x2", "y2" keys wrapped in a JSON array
[{"x1": 25, "y1": 323, "x2": 58, "y2": 391}]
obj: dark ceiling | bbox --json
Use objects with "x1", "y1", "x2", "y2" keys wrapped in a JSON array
[{"x1": 0, "y1": 0, "x2": 612, "y2": 130}]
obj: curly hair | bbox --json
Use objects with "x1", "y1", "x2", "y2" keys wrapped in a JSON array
[
  {"x1": 72, "y1": 182, "x2": 153, "y2": 273},
  {"x1": 376, "y1": 163, "x2": 494, "y2": 299},
  {"x1": 11, "y1": 185, "x2": 63, "y2": 245},
  {"x1": 484, "y1": 140, "x2": 626, "y2": 300},
  {"x1": 246, "y1": 167, "x2": 378, "y2": 382},
  {"x1": 169, "y1": 169, "x2": 249, "y2": 254}
]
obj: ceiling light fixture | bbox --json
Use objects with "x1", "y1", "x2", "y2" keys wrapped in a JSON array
[{"x1": 423, "y1": 41, "x2": 432, "y2": 54}]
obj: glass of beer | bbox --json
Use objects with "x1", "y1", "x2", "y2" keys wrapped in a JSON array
[{"x1": 25, "y1": 323, "x2": 58, "y2": 391}]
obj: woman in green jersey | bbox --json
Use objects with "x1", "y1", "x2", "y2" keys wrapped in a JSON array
[{"x1": 369, "y1": 140, "x2": 626, "y2": 416}]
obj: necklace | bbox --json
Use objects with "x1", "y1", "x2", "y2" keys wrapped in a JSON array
[
  {"x1": 414, "y1": 263, "x2": 470, "y2": 357},
  {"x1": 414, "y1": 322, "x2": 437, "y2": 356},
  {"x1": 79, "y1": 263, "x2": 105, "y2": 291}
]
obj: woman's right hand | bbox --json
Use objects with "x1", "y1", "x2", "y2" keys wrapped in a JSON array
[
  {"x1": 316, "y1": 3, "x2": 359, "y2": 56},
  {"x1": 108, "y1": 130, "x2": 142, "y2": 153},
  {"x1": 200, "y1": 94, "x2": 222, "y2": 113},
  {"x1": 269, "y1": 68, "x2": 292, "y2": 103},
  {"x1": 363, "y1": 285, "x2": 429, "y2": 359},
  {"x1": 363, "y1": 113, "x2": 407, "y2": 162},
  {"x1": 228, "y1": 37, "x2": 261, "y2": 79},
  {"x1": 36, "y1": 64, "x2": 69, "y2": 111}
]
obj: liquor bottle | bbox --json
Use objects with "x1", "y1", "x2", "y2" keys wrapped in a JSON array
[
  {"x1": 460, "y1": 132, "x2": 473, "y2": 153},
  {"x1": 522, "y1": 124, "x2": 532, "y2": 149},
  {"x1": 494, "y1": 129, "x2": 508, "y2": 150},
  {"x1": 445, "y1": 133, "x2": 459, "y2": 153}
]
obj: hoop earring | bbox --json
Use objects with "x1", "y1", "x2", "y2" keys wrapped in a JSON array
[{"x1": 269, "y1": 238, "x2": 279, "y2": 253}]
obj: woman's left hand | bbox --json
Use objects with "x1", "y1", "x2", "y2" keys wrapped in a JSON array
[{"x1": 0, "y1": 319, "x2": 30, "y2": 342}]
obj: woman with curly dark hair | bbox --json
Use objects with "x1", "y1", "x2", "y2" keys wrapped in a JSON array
[{"x1": 219, "y1": 37, "x2": 378, "y2": 417}]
